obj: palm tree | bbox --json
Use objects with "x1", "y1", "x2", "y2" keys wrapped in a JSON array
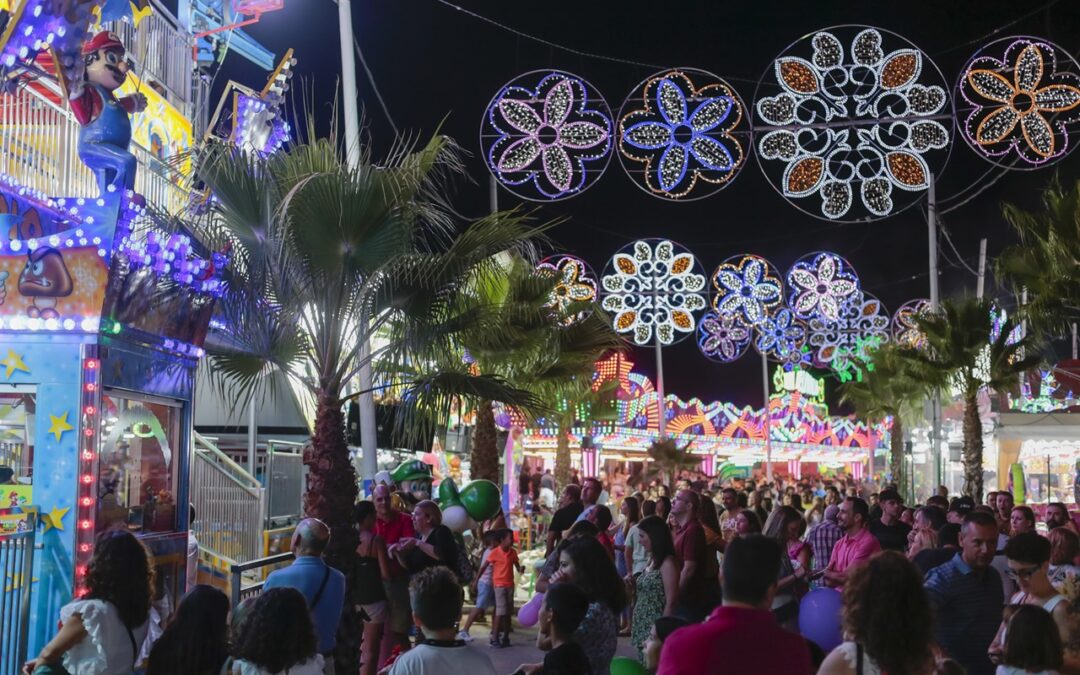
[
  {"x1": 548, "y1": 376, "x2": 620, "y2": 490},
  {"x1": 193, "y1": 134, "x2": 550, "y2": 668},
  {"x1": 898, "y1": 297, "x2": 1040, "y2": 500},
  {"x1": 997, "y1": 177, "x2": 1080, "y2": 336},
  {"x1": 839, "y1": 343, "x2": 928, "y2": 500},
  {"x1": 641, "y1": 437, "x2": 699, "y2": 488}
]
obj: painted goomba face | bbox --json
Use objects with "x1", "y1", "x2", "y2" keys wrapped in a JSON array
[{"x1": 19, "y1": 248, "x2": 73, "y2": 298}]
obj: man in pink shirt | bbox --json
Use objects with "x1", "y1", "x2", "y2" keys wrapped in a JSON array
[{"x1": 823, "y1": 496, "x2": 880, "y2": 588}]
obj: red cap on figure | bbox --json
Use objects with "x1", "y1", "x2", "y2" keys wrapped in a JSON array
[{"x1": 81, "y1": 32, "x2": 125, "y2": 56}]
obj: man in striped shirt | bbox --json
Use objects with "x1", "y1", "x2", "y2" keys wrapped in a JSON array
[{"x1": 924, "y1": 511, "x2": 1003, "y2": 675}]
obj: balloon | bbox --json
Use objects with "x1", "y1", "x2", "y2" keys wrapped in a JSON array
[
  {"x1": 798, "y1": 588, "x2": 843, "y2": 652},
  {"x1": 609, "y1": 656, "x2": 648, "y2": 675},
  {"x1": 438, "y1": 478, "x2": 461, "y2": 507},
  {"x1": 459, "y1": 480, "x2": 501, "y2": 521},
  {"x1": 441, "y1": 505, "x2": 471, "y2": 534},
  {"x1": 495, "y1": 412, "x2": 511, "y2": 428},
  {"x1": 517, "y1": 592, "x2": 544, "y2": 627}
]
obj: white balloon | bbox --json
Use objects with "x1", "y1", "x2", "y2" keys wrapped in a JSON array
[{"x1": 442, "y1": 505, "x2": 471, "y2": 533}]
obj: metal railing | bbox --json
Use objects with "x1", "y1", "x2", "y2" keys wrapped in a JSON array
[
  {"x1": 266, "y1": 439, "x2": 305, "y2": 527},
  {"x1": 191, "y1": 432, "x2": 265, "y2": 564},
  {"x1": 0, "y1": 510, "x2": 37, "y2": 675},
  {"x1": 0, "y1": 82, "x2": 190, "y2": 212},
  {"x1": 103, "y1": 0, "x2": 194, "y2": 113},
  {"x1": 229, "y1": 552, "x2": 294, "y2": 608}
]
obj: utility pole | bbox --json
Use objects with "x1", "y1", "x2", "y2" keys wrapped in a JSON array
[
  {"x1": 762, "y1": 352, "x2": 772, "y2": 482},
  {"x1": 339, "y1": 0, "x2": 378, "y2": 488},
  {"x1": 976, "y1": 238, "x2": 987, "y2": 299},
  {"x1": 928, "y1": 175, "x2": 943, "y2": 493}
]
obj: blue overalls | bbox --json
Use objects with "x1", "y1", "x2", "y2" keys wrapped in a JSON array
[{"x1": 77, "y1": 83, "x2": 136, "y2": 196}]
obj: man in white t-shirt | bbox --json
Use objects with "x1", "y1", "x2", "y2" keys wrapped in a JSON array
[{"x1": 386, "y1": 566, "x2": 496, "y2": 675}]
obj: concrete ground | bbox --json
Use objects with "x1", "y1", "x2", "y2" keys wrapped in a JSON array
[{"x1": 458, "y1": 611, "x2": 638, "y2": 673}]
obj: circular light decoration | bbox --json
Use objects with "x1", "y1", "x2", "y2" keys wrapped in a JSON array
[
  {"x1": 891, "y1": 298, "x2": 932, "y2": 350},
  {"x1": 710, "y1": 254, "x2": 784, "y2": 327},
  {"x1": 601, "y1": 239, "x2": 707, "y2": 346},
  {"x1": 754, "y1": 26, "x2": 953, "y2": 221},
  {"x1": 535, "y1": 254, "x2": 598, "y2": 326},
  {"x1": 958, "y1": 37, "x2": 1080, "y2": 168},
  {"x1": 482, "y1": 70, "x2": 613, "y2": 201},
  {"x1": 786, "y1": 252, "x2": 860, "y2": 323},
  {"x1": 753, "y1": 307, "x2": 808, "y2": 361},
  {"x1": 617, "y1": 68, "x2": 749, "y2": 200},
  {"x1": 807, "y1": 291, "x2": 890, "y2": 371},
  {"x1": 697, "y1": 311, "x2": 752, "y2": 363}
]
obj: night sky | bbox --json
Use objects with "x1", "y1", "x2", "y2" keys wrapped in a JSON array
[{"x1": 190, "y1": 0, "x2": 1080, "y2": 410}]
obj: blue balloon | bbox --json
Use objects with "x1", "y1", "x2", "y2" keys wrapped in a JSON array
[{"x1": 798, "y1": 587, "x2": 843, "y2": 652}]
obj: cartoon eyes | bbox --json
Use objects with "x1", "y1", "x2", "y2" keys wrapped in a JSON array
[
  {"x1": 105, "y1": 52, "x2": 120, "y2": 66},
  {"x1": 31, "y1": 261, "x2": 43, "y2": 276}
]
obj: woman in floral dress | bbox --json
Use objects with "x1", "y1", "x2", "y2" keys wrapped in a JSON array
[{"x1": 631, "y1": 516, "x2": 679, "y2": 663}]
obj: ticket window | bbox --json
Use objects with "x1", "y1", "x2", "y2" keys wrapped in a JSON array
[
  {"x1": 0, "y1": 388, "x2": 34, "y2": 509},
  {"x1": 96, "y1": 392, "x2": 181, "y2": 533}
]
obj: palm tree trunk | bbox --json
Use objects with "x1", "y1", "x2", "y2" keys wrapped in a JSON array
[
  {"x1": 962, "y1": 388, "x2": 985, "y2": 501},
  {"x1": 470, "y1": 399, "x2": 499, "y2": 482},
  {"x1": 555, "y1": 424, "x2": 571, "y2": 490},
  {"x1": 302, "y1": 391, "x2": 359, "y2": 673},
  {"x1": 890, "y1": 417, "x2": 905, "y2": 494}
]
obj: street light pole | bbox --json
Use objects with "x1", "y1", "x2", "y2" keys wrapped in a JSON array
[
  {"x1": 338, "y1": 0, "x2": 378, "y2": 487},
  {"x1": 928, "y1": 175, "x2": 942, "y2": 493}
]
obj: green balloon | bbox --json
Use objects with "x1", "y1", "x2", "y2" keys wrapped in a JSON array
[
  {"x1": 459, "y1": 480, "x2": 501, "y2": 521},
  {"x1": 609, "y1": 657, "x2": 647, "y2": 675},
  {"x1": 438, "y1": 478, "x2": 461, "y2": 507}
]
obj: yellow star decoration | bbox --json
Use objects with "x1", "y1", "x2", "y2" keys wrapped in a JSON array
[
  {"x1": 130, "y1": 1, "x2": 152, "y2": 27},
  {"x1": 48, "y1": 412, "x2": 74, "y2": 441},
  {"x1": 42, "y1": 506, "x2": 70, "y2": 532},
  {"x1": 0, "y1": 349, "x2": 28, "y2": 379},
  {"x1": 5, "y1": 571, "x2": 39, "y2": 593}
]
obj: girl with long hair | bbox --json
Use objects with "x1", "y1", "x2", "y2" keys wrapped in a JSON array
[
  {"x1": 764, "y1": 506, "x2": 809, "y2": 631},
  {"x1": 630, "y1": 516, "x2": 679, "y2": 664},
  {"x1": 615, "y1": 497, "x2": 641, "y2": 635},
  {"x1": 24, "y1": 530, "x2": 154, "y2": 674},
  {"x1": 230, "y1": 587, "x2": 322, "y2": 674},
  {"x1": 147, "y1": 585, "x2": 230, "y2": 675}
]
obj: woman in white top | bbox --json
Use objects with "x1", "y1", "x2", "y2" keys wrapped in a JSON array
[
  {"x1": 229, "y1": 588, "x2": 324, "y2": 675},
  {"x1": 818, "y1": 551, "x2": 937, "y2": 675},
  {"x1": 995, "y1": 604, "x2": 1064, "y2": 675},
  {"x1": 23, "y1": 530, "x2": 154, "y2": 675}
]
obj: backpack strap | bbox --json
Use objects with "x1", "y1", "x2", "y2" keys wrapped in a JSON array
[
  {"x1": 310, "y1": 564, "x2": 332, "y2": 610},
  {"x1": 855, "y1": 643, "x2": 864, "y2": 675}
]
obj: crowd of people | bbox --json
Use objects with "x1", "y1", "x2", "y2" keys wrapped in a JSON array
[{"x1": 23, "y1": 472, "x2": 1080, "y2": 675}]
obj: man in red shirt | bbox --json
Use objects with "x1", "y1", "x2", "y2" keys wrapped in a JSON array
[
  {"x1": 658, "y1": 535, "x2": 813, "y2": 675},
  {"x1": 373, "y1": 484, "x2": 415, "y2": 664},
  {"x1": 824, "y1": 496, "x2": 880, "y2": 589},
  {"x1": 670, "y1": 489, "x2": 720, "y2": 621}
]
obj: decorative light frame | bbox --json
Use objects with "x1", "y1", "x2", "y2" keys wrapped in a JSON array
[
  {"x1": 710, "y1": 254, "x2": 784, "y2": 327},
  {"x1": 891, "y1": 298, "x2": 932, "y2": 350},
  {"x1": 535, "y1": 254, "x2": 598, "y2": 326},
  {"x1": 481, "y1": 70, "x2": 613, "y2": 201},
  {"x1": 617, "y1": 68, "x2": 749, "y2": 201},
  {"x1": 786, "y1": 251, "x2": 861, "y2": 323}
]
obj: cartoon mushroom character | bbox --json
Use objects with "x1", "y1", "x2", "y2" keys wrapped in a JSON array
[{"x1": 19, "y1": 248, "x2": 74, "y2": 319}]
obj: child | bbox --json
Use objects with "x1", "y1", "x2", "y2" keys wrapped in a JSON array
[
  {"x1": 480, "y1": 528, "x2": 523, "y2": 648},
  {"x1": 459, "y1": 530, "x2": 498, "y2": 642},
  {"x1": 995, "y1": 604, "x2": 1064, "y2": 675},
  {"x1": 642, "y1": 616, "x2": 688, "y2": 673},
  {"x1": 511, "y1": 583, "x2": 592, "y2": 675}
]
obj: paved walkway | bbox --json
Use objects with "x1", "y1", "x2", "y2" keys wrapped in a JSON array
[{"x1": 459, "y1": 613, "x2": 638, "y2": 673}]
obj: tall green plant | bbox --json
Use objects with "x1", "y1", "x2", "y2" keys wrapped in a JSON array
[{"x1": 899, "y1": 297, "x2": 1039, "y2": 500}]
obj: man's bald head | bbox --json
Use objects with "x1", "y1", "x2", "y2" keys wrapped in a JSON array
[
  {"x1": 293, "y1": 518, "x2": 330, "y2": 556},
  {"x1": 373, "y1": 484, "x2": 395, "y2": 517}
]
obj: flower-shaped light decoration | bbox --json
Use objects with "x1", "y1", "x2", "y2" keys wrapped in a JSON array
[
  {"x1": 601, "y1": 239, "x2": 707, "y2": 346},
  {"x1": 754, "y1": 308, "x2": 807, "y2": 361},
  {"x1": 755, "y1": 27, "x2": 952, "y2": 221},
  {"x1": 697, "y1": 312, "x2": 752, "y2": 363},
  {"x1": 711, "y1": 254, "x2": 784, "y2": 327},
  {"x1": 618, "y1": 69, "x2": 747, "y2": 200},
  {"x1": 808, "y1": 292, "x2": 890, "y2": 372},
  {"x1": 891, "y1": 298, "x2": 932, "y2": 350},
  {"x1": 786, "y1": 252, "x2": 861, "y2": 322},
  {"x1": 535, "y1": 255, "x2": 598, "y2": 327},
  {"x1": 959, "y1": 37, "x2": 1080, "y2": 167},
  {"x1": 483, "y1": 71, "x2": 613, "y2": 201}
]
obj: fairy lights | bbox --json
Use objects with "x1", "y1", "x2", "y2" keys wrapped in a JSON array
[
  {"x1": 74, "y1": 352, "x2": 101, "y2": 596},
  {"x1": 959, "y1": 37, "x2": 1080, "y2": 167},
  {"x1": 892, "y1": 298, "x2": 932, "y2": 349},
  {"x1": 618, "y1": 69, "x2": 747, "y2": 200},
  {"x1": 601, "y1": 239, "x2": 706, "y2": 346},
  {"x1": 755, "y1": 26, "x2": 951, "y2": 221},
  {"x1": 482, "y1": 71, "x2": 613, "y2": 201},
  {"x1": 535, "y1": 255, "x2": 598, "y2": 326},
  {"x1": 697, "y1": 311, "x2": 752, "y2": 363},
  {"x1": 711, "y1": 254, "x2": 784, "y2": 327},
  {"x1": 786, "y1": 252, "x2": 860, "y2": 322},
  {"x1": 808, "y1": 291, "x2": 890, "y2": 374}
]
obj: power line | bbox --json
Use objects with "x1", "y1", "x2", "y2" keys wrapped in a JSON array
[
  {"x1": 931, "y1": 0, "x2": 1063, "y2": 56},
  {"x1": 353, "y1": 37, "x2": 400, "y2": 136}
]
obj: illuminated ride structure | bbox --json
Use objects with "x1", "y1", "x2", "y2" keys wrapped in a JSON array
[
  {"x1": 512, "y1": 352, "x2": 890, "y2": 481},
  {"x1": 0, "y1": 0, "x2": 291, "y2": 667}
]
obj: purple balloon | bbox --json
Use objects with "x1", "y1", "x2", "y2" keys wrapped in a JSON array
[
  {"x1": 798, "y1": 587, "x2": 843, "y2": 652},
  {"x1": 517, "y1": 592, "x2": 544, "y2": 627},
  {"x1": 495, "y1": 412, "x2": 511, "y2": 428}
]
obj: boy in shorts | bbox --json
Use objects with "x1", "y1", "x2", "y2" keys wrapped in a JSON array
[
  {"x1": 479, "y1": 529, "x2": 523, "y2": 647},
  {"x1": 460, "y1": 530, "x2": 498, "y2": 642}
]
